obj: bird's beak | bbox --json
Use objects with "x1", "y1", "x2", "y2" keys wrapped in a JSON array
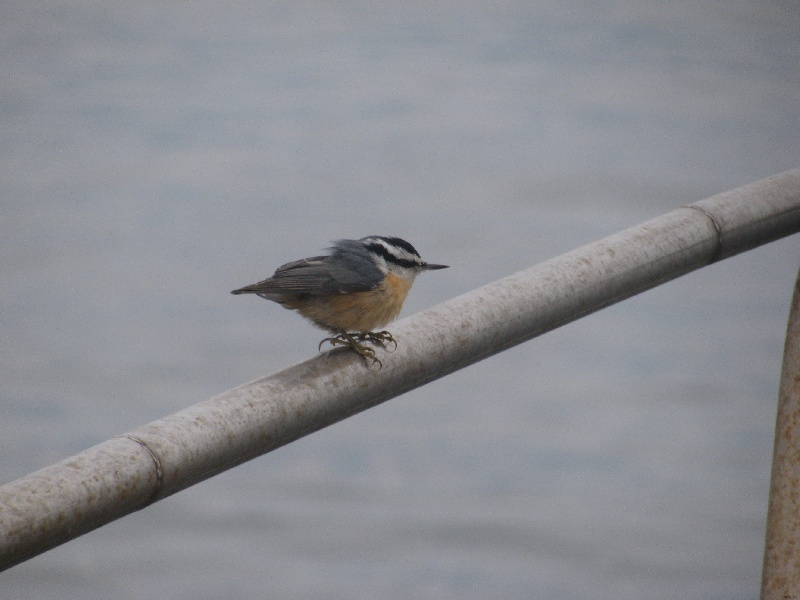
[{"x1": 423, "y1": 263, "x2": 449, "y2": 270}]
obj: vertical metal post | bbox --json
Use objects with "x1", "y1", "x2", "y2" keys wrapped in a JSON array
[{"x1": 761, "y1": 266, "x2": 800, "y2": 599}]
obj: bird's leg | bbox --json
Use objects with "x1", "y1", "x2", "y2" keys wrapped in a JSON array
[{"x1": 319, "y1": 331, "x2": 384, "y2": 368}]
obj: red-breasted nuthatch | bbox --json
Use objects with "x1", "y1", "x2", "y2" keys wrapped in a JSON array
[{"x1": 231, "y1": 235, "x2": 448, "y2": 366}]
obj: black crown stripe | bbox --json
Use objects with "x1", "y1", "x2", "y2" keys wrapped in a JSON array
[{"x1": 375, "y1": 236, "x2": 421, "y2": 258}]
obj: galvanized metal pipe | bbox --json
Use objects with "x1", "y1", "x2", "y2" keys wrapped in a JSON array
[
  {"x1": 2, "y1": 168, "x2": 800, "y2": 571},
  {"x1": 761, "y1": 265, "x2": 800, "y2": 599}
]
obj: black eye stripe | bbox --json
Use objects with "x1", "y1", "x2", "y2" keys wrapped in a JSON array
[{"x1": 365, "y1": 242, "x2": 420, "y2": 269}]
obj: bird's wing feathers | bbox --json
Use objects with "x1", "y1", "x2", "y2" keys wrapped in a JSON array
[{"x1": 234, "y1": 252, "x2": 382, "y2": 297}]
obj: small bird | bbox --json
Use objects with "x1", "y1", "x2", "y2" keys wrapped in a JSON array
[{"x1": 231, "y1": 236, "x2": 448, "y2": 366}]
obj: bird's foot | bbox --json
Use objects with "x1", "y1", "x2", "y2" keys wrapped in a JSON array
[
  {"x1": 353, "y1": 330, "x2": 397, "y2": 350},
  {"x1": 319, "y1": 330, "x2": 396, "y2": 368}
]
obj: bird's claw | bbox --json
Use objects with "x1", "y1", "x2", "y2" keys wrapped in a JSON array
[
  {"x1": 319, "y1": 330, "x2": 397, "y2": 368},
  {"x1": 355, "y1": 330, "x2": 397, "y2": 350}
]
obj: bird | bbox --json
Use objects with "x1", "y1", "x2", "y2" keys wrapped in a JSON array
[{"x1": 231, "y1": 235, "x2": 448, "y2": 366}]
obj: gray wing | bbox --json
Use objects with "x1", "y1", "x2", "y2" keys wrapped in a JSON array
[{"x1": 232, "y1": 250, "x2": 382, "y2": 297}]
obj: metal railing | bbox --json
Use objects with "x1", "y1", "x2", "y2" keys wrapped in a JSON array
[{"x1": 1, "y1": 168, "x2": 799, "y2": 596}]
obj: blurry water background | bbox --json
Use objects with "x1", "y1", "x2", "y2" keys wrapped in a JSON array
[{"x1": 2, "y1": 2, "x2": 799, "y2": 598}]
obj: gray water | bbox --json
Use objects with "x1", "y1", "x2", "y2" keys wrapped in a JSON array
[{"x1": 2, "y1": 2, "x2": 799, "y2": 598}]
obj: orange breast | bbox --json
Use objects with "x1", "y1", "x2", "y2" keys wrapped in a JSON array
[{"x1": 287, "y1": 272, "x2": 413, "y2": 333}]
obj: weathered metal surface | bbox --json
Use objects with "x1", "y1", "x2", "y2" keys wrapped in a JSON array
[{"x1": 761, "y1": 266, "x2": 800, "y2": 600}]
